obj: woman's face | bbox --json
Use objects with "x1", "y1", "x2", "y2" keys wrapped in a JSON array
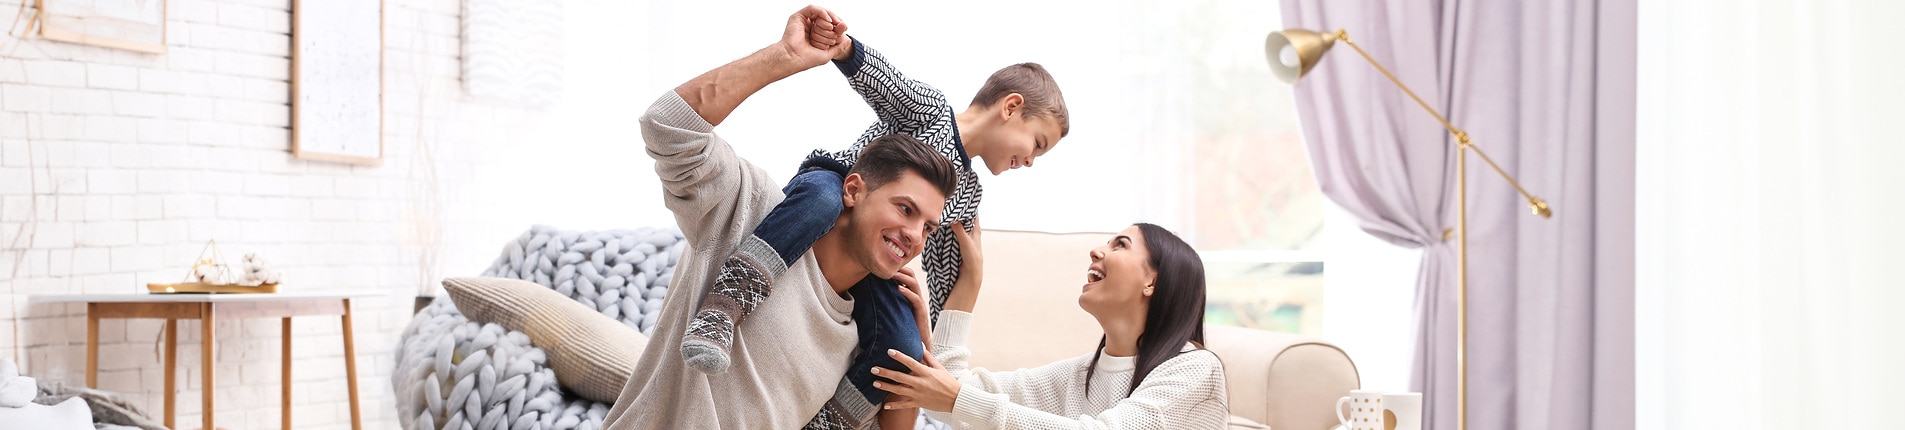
[{"x1": 1078, "y1": 225, "x2": 1158, "y2": 318}]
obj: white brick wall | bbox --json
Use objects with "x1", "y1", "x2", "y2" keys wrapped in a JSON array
[
  {"x1": 23, "y1": 60, "x2": 88, "y2": 88},
  {"x1": 0, "y1": 0, "x2": 567, "y2": 429}
]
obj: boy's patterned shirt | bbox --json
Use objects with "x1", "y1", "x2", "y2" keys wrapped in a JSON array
[{"x1": 814, "y1": 38, "x2": 979, "y2": 326}]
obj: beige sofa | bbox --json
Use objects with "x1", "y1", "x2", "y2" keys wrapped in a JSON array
[{"x1": 955, "y1": 230, "x2": 1360, "y2": 430}]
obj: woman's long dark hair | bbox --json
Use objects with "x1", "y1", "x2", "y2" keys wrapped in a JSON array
[{"x1": 1084, "y1": 223, "x2": 1208, "y2": 396}]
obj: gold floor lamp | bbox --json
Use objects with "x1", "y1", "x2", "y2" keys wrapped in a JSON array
[{"x1": 1263, "y1": 29, "x2": 1552, "y2": 430}]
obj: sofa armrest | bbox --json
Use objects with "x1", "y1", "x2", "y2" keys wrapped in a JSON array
[{"x1": 1205, "y1": 324, "x2": 1359, "y2": 430}]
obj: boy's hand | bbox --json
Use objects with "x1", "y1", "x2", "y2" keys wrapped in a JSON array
[
  {"x1": 804, "y1": 11, "x2": 852, "y2": 61},
  {"x1": 781, "y1": 5, "x2": 842, "y2": 68}
]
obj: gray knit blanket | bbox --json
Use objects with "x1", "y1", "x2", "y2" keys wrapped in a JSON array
[{"x1": 394, "y1": 225, "x2": 685, "y2": 430}]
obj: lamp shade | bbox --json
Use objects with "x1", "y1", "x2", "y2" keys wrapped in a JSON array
[{"x1": 1265, "y1": 29, "x2": 1337, "y2": 83}]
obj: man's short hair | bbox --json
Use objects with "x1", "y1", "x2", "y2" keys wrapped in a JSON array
[{"x1": 852, "y1": 134, "x2": 959, "y2": 199}]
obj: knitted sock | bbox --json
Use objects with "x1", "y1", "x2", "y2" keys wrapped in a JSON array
[
  {"x1": 681, "y1": 256, "x2": 762, "y2": 373},
  {"x1": 682, "y1": 237, "x2": 784, "y2": 373},
  {"x1": 803, "y1": 378, "x2": 878, "y2": 430}
]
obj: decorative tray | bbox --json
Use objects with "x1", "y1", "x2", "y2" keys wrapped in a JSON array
[
  {"x1": 150, "y1": 239, "x2": 283, "y2": 294},
  {"x1": 146, "y1": 282, "x2": 280, "y2": 294}
]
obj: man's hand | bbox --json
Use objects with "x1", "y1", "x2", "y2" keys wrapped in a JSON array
[
  {"x1": 781, "y1": 5, "x2": 847, "y2": 69},
  {"x1": 805, "y1": 10, "x2": 854, "y2": 61}
]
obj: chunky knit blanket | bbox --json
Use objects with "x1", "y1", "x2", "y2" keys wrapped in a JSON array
[{"x1": 394, "y1": 225, "x2": 685, "y2": 430}]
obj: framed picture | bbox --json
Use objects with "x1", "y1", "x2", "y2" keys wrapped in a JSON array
[
  {"x1": 291, "y1": 0, "x2": 384, "y2": 166},
  {"x1": 37, "y1": 0, "x2": 169, "y2": 54}
]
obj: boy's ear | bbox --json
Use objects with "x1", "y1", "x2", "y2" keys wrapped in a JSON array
[
  {"x1": 841, "y1": 173, "x2": 867, "y2": 208},
  {"x1": 997, "y1": 93, "x2": 1026, "y2": 120}
]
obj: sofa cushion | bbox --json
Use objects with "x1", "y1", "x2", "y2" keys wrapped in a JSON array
[
  {"x1": 961, "y1": 231, "x2": 1109, "y2": 370},
  {"x1": 1204, "y1": 324, "x2": 1359, "y2": 430},
  {"x1": 1227, "y1": 414, "x2": 1270, "y2": 429},
  {"x1": 443, "y1": 276, "x2": 648, "y2": 403}
]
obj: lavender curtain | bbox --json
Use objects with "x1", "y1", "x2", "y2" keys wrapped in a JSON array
[{"x1": 1277, "y1": 1, "x2": 1634, "y2": 429}]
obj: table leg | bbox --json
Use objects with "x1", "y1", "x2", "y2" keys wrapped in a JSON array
[
  {"x1": 341, "y1": 298, "x2": 362, "y2": 430},
  {"x1": 202, "y1": 303, "x2": 215, "y2": 430},
  {"x1": 86, "y1": 304, "x2": 98, "y2": 388},
  {"x1": 283, "y1": 317, "x2": 292, "y2": 430},
  {"x1": 165, "y1": 319, "x2": 177, "y2": 429}
]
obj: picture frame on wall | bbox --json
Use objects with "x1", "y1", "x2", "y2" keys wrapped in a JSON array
[
  {"x1": 37, "y1": 0, "x2": 169, "y2": 54},
  {"x1": 291, "y1": 0, "x2": 384, "y2": 166}
]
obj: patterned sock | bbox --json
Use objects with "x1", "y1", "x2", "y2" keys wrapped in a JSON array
[
  {"x1": 683, "y1": 237, "x2": 784, "y2": 373},
  {"x1": 803, "y1": 378, "x2": 878, "y2": 430}
]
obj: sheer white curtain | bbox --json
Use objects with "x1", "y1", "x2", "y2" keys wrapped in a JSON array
[{"x1": 1636, "y1": 0, "x2": 1905, "y2": 428}]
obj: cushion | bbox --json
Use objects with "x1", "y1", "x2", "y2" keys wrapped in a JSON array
[
  {"x1": 1228, "y1": 414, "x2": 1270, "y2": 429},
  {"x1": 443, "y1": 276, "x2": 648, "y2": 403}
]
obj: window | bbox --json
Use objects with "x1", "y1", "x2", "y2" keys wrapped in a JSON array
[{"x1": 1159, "y1": 2, "x2": 1327, "y2": 336}]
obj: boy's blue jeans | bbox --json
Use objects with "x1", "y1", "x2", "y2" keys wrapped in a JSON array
[
  {"x1": 756, "y1": 163, "x2": 846, "y2": 266},
  {"x1": 846, "y1": 276, "x2": 924, "y2": 405}
]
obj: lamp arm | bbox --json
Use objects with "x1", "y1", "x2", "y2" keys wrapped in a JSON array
[
  {"x1": 1462, "y1": 140, "x2": 1552, "y2": 217},
  {"x1": 1336, "y1": 31, "x2": 1553, "y2": 218}
]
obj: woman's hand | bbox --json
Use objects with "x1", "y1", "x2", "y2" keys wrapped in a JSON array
[
  {"x1": 893, "y1": 267, "x2": 934, "y2": 348},
  {"x1": 872, "y1": 349, "x2": 960, "y2": 412},
  {"x1": 944, "y1": 220, "x2": 984, "y2": 312}
]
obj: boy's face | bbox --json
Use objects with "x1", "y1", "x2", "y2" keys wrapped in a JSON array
[
  {"x1": 978, "y1": 113, "x2": 1064, "y2": 176},
  {"x1": 838, "y1": 170, "x2": 947, "y2": 278}
]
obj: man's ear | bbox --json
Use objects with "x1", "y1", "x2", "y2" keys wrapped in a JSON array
[
  {"x1": 841, "y1": 173, "x2": 867, "y2": 208},
  {"x1": 997, "y1": 93, "x2": 1025, "y2": 121}
]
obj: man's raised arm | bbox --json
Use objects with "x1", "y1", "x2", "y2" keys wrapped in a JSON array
[{"x1": 674, "y1": 5, "x2": 849, "y2": 126}]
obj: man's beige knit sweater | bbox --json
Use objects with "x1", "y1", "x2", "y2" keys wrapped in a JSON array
[{"x1": 601, "y1": 92, "x2": 861, "y2": 429}]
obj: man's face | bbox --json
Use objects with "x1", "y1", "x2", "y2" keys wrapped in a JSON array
[{"x1": 839, "y1": 170, "x2": 948, "y2": 279}]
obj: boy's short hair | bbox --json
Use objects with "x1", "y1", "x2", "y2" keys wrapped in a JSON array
[
  {"x1": 968, "y1": 63, "x2": 1070, "y2": 137},
  {"x1": 853, "y1": 134, "x2": 960, "y2": 199}
]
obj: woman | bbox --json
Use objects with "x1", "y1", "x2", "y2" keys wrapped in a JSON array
[{"x1": 874, "y1": 221, "x2": 1229, "y2": 429}]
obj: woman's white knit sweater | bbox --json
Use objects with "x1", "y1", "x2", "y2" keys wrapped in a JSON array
[{"x1": 926, "y1": 311, "x2": 1230, "y2": 429}]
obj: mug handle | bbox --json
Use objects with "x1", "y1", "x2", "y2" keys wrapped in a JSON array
[{"x1": 1336, "y1": 395, "x2": 1352, "y2": 426}]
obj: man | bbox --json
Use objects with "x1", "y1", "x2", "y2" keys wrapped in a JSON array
[{"x1": 600, "y1": 6, "x2": 960, "y2": 429}]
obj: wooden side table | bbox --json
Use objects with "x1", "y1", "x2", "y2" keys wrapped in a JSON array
[{"x1": 32, "y1": 291, "x2": 384, "y2": 430}]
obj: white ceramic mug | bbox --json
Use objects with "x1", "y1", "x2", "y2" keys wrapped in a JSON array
[
  {"x1": 1381, "y1": 392, "x2": 1423, "y2": 430},
  {"x1": 1335, "y1": 389, "x2": 1385, "y2": 430}
]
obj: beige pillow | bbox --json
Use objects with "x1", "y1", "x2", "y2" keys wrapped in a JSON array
[{"x1": 443, "y1": 276, "x2": 647, "y2": 403}]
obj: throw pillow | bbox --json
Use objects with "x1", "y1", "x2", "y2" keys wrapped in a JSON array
[{"x1": 443, "y1": 277, "x2": 647, "y2": 403}]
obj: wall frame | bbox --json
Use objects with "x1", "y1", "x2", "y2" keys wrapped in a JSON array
[
  {"x1": 291, "y1": 0, "x2": 384, "y2": 166},
  {"x1": 36, "y1": 0, "x2": 169, "y2": 54}
]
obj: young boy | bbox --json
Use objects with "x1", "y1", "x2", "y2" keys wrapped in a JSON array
[{"x1": 679, "y1": 10, "x2": 1070, "y2": 430}]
